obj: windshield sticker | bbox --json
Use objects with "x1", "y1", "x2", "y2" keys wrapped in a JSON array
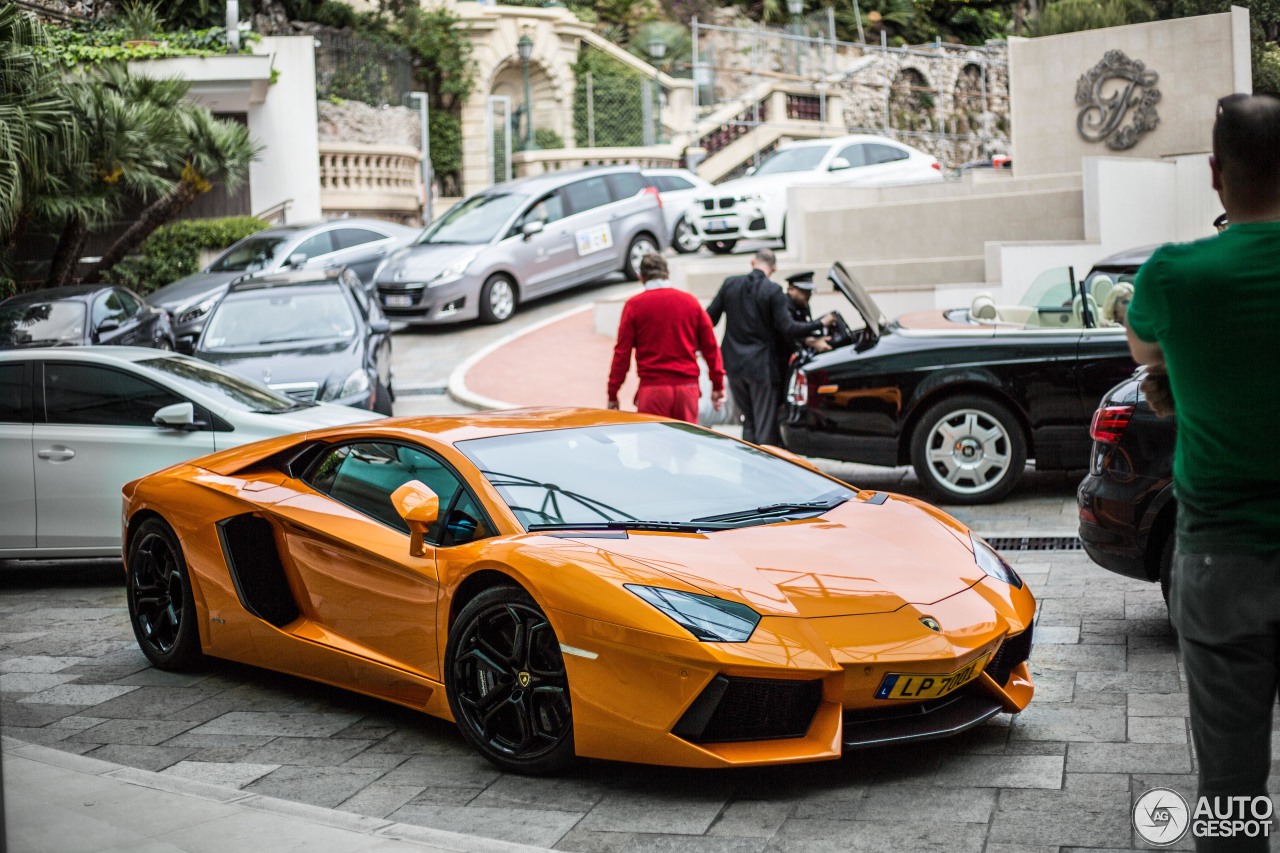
[{"x1": 576, "y1": 224, "x2": 613, "y2": 256}]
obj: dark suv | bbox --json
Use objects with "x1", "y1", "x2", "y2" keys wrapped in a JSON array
[{"x1": 1077, "y1": 369, "x2": 1176, "y2": 600}]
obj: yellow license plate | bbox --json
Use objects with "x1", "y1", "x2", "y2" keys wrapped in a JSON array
[{"x1": 874, "y1": 653, "x2": 991, "y2": 700}]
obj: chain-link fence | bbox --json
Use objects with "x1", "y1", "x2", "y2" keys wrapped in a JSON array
[
  {"x1": 573, "y1": 71, "x2": 666, "y2": 148},
  {"x1": 315, "y1": 30, "x2": 413, "y2": 108}
]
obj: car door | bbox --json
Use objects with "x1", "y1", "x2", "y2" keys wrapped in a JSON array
[
  {"x1": 114, "y1": 288, "x2": 164, "y2": 348},
  {"x1": 34, "y1": 362, "x2": 216, "y2": 550},
  {"x1": 507, "y1": 189, "x2": 577, "y2": 296},
  {"x1": 0, "y1": 361, "x2": 35, "y2": 550},
  {"x1": 562, "y1": 175, "x2": 624, "y2": 282},
  {"x1": 286, "y1": 230, "x2": 336, "y2": 271},
  {"x1": 271, "y1": 440, "x2": 494, "y2": 680},
  {"x1": 330, "y1": 227, "x2": 397, "y2": 285},
  {"x1": 91, "y1": 289, "x2": 143, "y2": 346}
]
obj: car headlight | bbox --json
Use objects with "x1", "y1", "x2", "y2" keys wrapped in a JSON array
[
  {"x1": 176, "y1": 296, "x2": 218, "y2": 326},
  {"x1": 431, "y1": 252, "x2": 481, "y2": 287},
  {"x1": 971, "y1": 533, "x2": 1023, "y2": 588},
  {"x1": 322, "y1": 369, "x2": 371, "y2": 401},
  {"x1": 625, "y1": 585, "x2": 761, "y2": 643}
]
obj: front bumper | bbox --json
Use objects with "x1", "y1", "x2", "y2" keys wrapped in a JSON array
[
  {"x1": 375, "y1": 276, "x2": 479, "y2": 325},
  {"x1": 691, "y1": 201, "x2": 776, "y2": 241},
  {"x1": 550, "y1": 579, "x2": 1035, "y2": 768},
  {"x1": 1076, "y1": 472, "x2": 1158, "y2": 581}
]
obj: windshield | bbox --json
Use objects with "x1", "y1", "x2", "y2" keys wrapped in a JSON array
[
  {"x1": 0, "y1": 302, "x2": 85, "y2": 346},
  {"x1": 1019, "y1": 267, "x2": 1076, "y2": 310},
  {"x1": 138, "y1": 355, "x2": 305, "y2": 413},
  {"x1": 208, "y1": 235, "x2": 292, "y2": 273},
  {"x1": 458, "y1": 422, "x2": 852, "y2": 530},
  {"x1": 202, "y1": 285, "x2": 356, "y2": 351},
  {"x1": 753, "y1": 146, "x2": 829, "y2": 176},
  {"x1": 416, "y1": 193, "x2": 527, "y2": 245}
]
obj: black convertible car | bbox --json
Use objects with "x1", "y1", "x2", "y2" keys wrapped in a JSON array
[{"x1": 782, "y1": 261, "x2": 1142, "y2": 503}]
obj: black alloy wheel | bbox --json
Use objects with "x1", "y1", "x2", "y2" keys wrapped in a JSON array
[
  {"x1": 705, "y1": 240, "x2": 738, "y2": 255},
  {"x1": 445, "y1": 584, "x2": 575, "y2": 775},
  {"x1": 126, "y1": 517, "x2": 203, "y2": 670}
]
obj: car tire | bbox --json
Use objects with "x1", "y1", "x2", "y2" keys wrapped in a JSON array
[
  {"x1": 445, "y1": 583, "x2": 575, "y2": 775},
  {"x1": 155, "y1": 337, "x2": 174, "y2": 351},
  {"x1": 624, "y1": 233, "x2": 660, "y2": 281},
  {"x1": 126, "y1": 517, "x2": 204, "y2": 671},
  {"x1": 373, "y1": 381, "x2": 394, "y2": 416},
  {"x1": 706, "y1": 240, "x2": 738, "y2": 255},
  {"x1": 910, "y1": 395, "x2": 1027, "y2": 505},
  {"x1": 672, "y1": 217, "x2": 701, "y2": 254},
  {"x1": 479, "y1": 275, "x2": 517, "y2": 324}
]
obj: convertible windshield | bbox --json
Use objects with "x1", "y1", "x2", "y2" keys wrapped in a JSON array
[
  {"x1": 458, "y1": 422, "x2": 852, "y2": 530},
  {"x1": 138, "y1": 355, "x2": 305, "y2": 413},
  {"x1": 416, "y1": 193, "x2": 527, "y2": 245},
  {"x1": 0, "y1": 302, "x2": 85, "y2": 346},
  {"x1": 753, "y1": 146, "x2": 829, "y2": 176},
  {"x1": 1019, "y1": 266, "x2": 1076, "y2": 310},
  {"x1": 202, "y1": 285, "x2": 356, "y2": 351},
  {"x1": 207, "y1": 236, "x2": 291, "y2": 272}
]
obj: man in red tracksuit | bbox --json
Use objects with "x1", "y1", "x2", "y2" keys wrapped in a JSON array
[{"x1": 607, "y1": 253, "x2": 725, "y2": 423}]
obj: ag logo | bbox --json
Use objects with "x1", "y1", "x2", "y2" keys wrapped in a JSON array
[
  {"x1": 1133, "y1": 787, "x2": 1190, "y2": 845},
  {"x1": 517, "y1": 671, "x2": 531, "y2": 688},
  {"x1": 919, "y1": 617, "x2": 941, "y2": 632}
]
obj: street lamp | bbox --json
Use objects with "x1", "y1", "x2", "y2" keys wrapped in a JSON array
[
  {"x1": 787, "y1": 0, "x2": 804, "y2": 76},
  {"x1": 647, "y1": 38, "x2": 667, "y2": 145},
  {"x1": 517, "y1": 32, "x2": 540, "y2": 151}
]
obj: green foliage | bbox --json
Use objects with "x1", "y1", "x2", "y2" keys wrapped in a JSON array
[
  {"x1": 120, "y1": 1, "x2": 164, "y2": 41},
  {"x1": 534, "y1": 128, "x2": 566, "y2": 149},
  {"x1": 40, "y1": 21, "x2": 255, "y2": 68},
  {"x1": 573, "y1": 48, "x2": 646, "y2": 148},
  {"x1": 1027, "y1": 0, "x2": 1155, "y2": 37},
  {"x1": 1254, "y1": 41, "x2": 1280, "y2": 96},
  {"x1": 429, "y1": 111, "x2": 464, "y2": 194},
  {"x1": 629, "y1": 21, "x2": 692, "y2": 76},
  {"x1": 104, "y1": 216, "x2": 268, "y2": 294}
]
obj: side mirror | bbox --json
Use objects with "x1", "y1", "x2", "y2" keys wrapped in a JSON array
[
  {"x1": 153, "y1": 401, "x2": 197, "y2": 431},
  {"x1": 828, "y1": 157, "x2": 851, "y2": 171},
  {"x1": 369, "y1": 317, "x2": 391, "y2": 334},
  {"x1": 522, "y1": 220, "x2": 545, "y2": 240},
  {"x1": 287, "y1": 252, "x2": 308, "y2": 268},
  {"x1": 392, "y1": 479, "x2": 439, "y2": 557},
  {"x1": 758, "y1": 444, "x2": 823, "y2": 474},
  {"x1": 744, "y1": 166, "x2": 757, "y2": 177}
]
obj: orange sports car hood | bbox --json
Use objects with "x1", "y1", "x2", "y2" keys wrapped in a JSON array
[{"x1": 571, "y1": 496, "x2": 986, "y2": 618}]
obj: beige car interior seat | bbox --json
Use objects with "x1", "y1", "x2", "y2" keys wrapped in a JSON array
[{"x1": 971, "y1": 294, "x2": 999, "y2": 322}]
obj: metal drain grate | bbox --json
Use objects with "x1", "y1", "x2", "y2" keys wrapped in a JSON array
[
  {"x1": 396, "y1": 386, "x2": 448, "y2": 398},
  {"x1": 987, "y1": 536, "x2": 1083, "y2": 552}
]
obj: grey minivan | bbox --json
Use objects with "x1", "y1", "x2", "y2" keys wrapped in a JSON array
[{"x1": 373, "y1": 167, "x2": 666, "y2": 324}]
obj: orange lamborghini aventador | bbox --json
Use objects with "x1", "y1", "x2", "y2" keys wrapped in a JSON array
[{"x1": 121, "y1": 408, "x2": 1035, "y2": 775}]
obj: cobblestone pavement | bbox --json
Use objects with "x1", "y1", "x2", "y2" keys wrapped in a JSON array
[{"x1": 3, "y1": 463, "x2": 1245, "y2": 852}]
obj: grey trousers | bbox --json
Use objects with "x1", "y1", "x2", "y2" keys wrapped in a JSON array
[
  {"x1": 1171, "y1": 549, "x2": 1280, "y2": 853},
  {"x1": 729, "y1": 375, "x2": 782, "y2": 446}
]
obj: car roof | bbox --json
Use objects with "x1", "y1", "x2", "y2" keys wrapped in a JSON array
[
  {"x1": 228, "y1": 269, "x2": 348, "y2": 290},
  {"x1": 1091, "y1": 244, "x2": 1158, "y2": 269},
  {"x1": 779, "y1": 133, "x2": 911, "y2": 151},
  {"x1": 249, "y1": 218, "x2": 418, "y2": 239},
  {"x1": 478, "y1": 165, "x2": 647, "y2": 198},
  {"x1": 0, "y1": 284, "x2": 109, "y2": 306},
  {"x1": 0, "y1": 345, "x2": 183, "y2": 364}
]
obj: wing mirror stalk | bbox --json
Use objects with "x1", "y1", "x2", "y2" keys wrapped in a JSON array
[{"x1": 392, "y1": 480, "x2": 439, "y2": 557}]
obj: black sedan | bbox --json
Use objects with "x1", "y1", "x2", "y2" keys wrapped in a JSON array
[
  {"x1": 190, "y1": 268, "x2": 394, "y2": 414},
  {"x1": 1077, "y1": 369, "x2": 1175, "y2": 601},
  {"x1": 782, "y1": 262, "x2": 1140, "y2": 503},
  {"x1": 0, "y1": 284, "x2": 174, "y2": 351}
]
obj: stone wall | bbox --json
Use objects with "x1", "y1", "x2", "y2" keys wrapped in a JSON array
[{"x1": 317, "y1": 99, "x2": 421, "y2": 148}]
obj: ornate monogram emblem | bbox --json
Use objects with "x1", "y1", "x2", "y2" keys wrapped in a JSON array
[{"x1": 1076, "y1": 50, "x2": 1161, "y2": 150}]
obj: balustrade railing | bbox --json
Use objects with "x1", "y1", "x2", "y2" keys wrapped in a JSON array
[{"x1": 318, "y1": 142, "x2": 422, "y2": 220}]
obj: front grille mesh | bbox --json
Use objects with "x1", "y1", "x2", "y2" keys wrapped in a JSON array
[
  {"x1": 987, "y1": 536, "x2": 1082, "y2": 552},
  {"x1": 673, "y1": 676, "x2": 822, "y2": 743}
]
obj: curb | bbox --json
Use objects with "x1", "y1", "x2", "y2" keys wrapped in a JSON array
[
  {"x1": 446, "y1": 304, "x2": 595, "y2": 412},
  {"x1": 1, "y1": 736, "x2": 547, "y2": 853}
]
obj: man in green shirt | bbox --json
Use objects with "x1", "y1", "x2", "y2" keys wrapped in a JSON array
[{"x1": 1128, "y1": 93, "x2": 1280, "y2": 852}]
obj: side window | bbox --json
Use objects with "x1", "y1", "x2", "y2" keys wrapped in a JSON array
[
  {"x1": 605, "y1": 172, "x2": 646, "y2": 201},
  {"x1": 90, "y1": 291, "x2": 129, "y2": 329},
  {"x1": 512, "y1": 192, "x2": 565, "y2": 234},
  {"x1": 306, "y1": 441, "x2": 489, "y2": 545},
  {"x1": 294, "y1": 231, "x2": 335, "y2": 260},
  {"x1": 665, "y1": 176, "x2": 695, "y2": 191},
  {"x1": 332, "y1": 228, "x2": 387, "y2": 251},
  {"x1": 867, "y1": 143, "x2": 909, "y2": 165},
  {"x1": 43, "y1": 363, "x2": 183, "y2": 426},
  {"x1": 834, "y1": 144, "x2": 869, "y2": 169},
  {"x1": 0, "y1": 363, "x2": 28, "y2": 423},
  {"x1": 442, "y1": 490, "x2": 495, "y2": 547},
  {"x1": 114, "y1": 289, "x2": 143, "y2": 317},
  {"x1": 563, "y1": 176, "x2": 612, "y2": 215}
]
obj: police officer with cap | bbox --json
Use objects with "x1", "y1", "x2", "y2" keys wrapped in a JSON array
[{"x1": 782, "y1": 271, "x2": 832, "y2": 353}]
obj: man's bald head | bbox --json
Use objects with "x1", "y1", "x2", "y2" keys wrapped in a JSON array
[
  {"x1": 750, "y1": 248, "x2": 777, "y2": 275},
  {"x1": 1212, "y1": 94, "x2": 1280, "y2": 215}
]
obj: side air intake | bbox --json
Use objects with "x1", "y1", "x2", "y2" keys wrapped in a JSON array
[{"x1": 216, "y1": 514, "x2": 300, "y2": 628}]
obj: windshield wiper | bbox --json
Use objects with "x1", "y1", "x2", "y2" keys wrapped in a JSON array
[
  {"x1": 691, "y1": 495, "x2": 850, "y2": 524},
  {"x1": 528, "y1": 520, "x2": 728, "y2": 533}
]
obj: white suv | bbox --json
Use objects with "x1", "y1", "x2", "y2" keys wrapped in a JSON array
[{"x1": 691, "y1": 134, "x2": 941, "y2": 253}]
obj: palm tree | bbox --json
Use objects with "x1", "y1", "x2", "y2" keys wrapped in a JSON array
[
  {"x1": 45, "y1": 65, "x2": 184, "y2": 288},
  {"x1": 0, "y1": 7, "x2": 82, "y2": 254},
  {"x1": 85, "y1": 105, "x2": 260, "y2": 282}
]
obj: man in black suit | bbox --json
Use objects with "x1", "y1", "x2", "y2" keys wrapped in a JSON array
[{"x1": 707, "y1": 249, "x2": 830, "y2": 445}]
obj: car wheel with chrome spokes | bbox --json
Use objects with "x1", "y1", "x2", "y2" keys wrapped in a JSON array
[
  {"x1": 479, "y1": 275, "x2": 517, "y2": 324},
  {"x1": 445, "y1": 584, "x2": 575, "y2": 775},
  {"x1": 126, "y1": 517, "x2": 204, "y2": 670},
  {"x1": 624, "y1": 234, "x2": 659, "y2": 281},
  {"x1": 910, "y1": 395, "x2": 1026, "y2": 505}
]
